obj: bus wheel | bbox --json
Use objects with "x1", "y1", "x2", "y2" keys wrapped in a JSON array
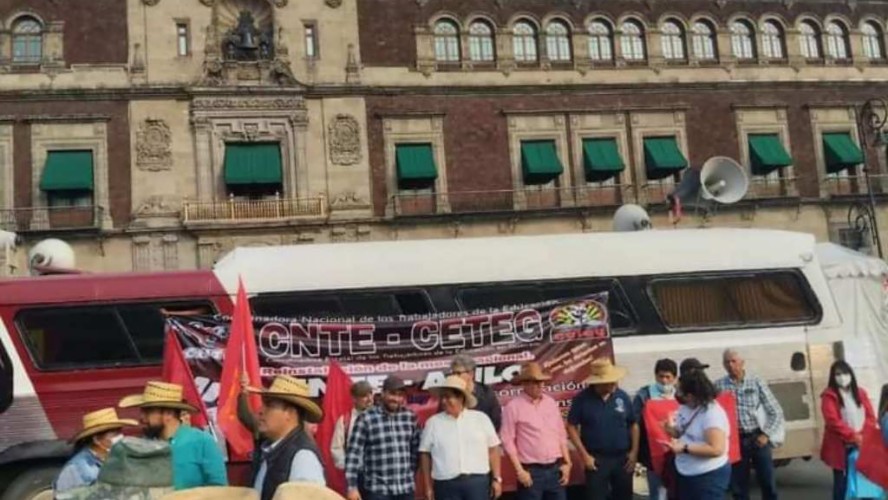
[{"x1": 0, "y1": 465, "x2": 59, "y2": 500}]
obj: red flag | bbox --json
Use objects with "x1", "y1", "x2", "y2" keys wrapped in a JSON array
[
  {"x1": 217, "y1": 278, "x2": 263, "y2": 458},
  {"x1": 161, "y1": 326, "x2": 210, "y2": 429},
  {"x1": 857, "y1": 425, "x2": 888, "y2": 489},
  {"x1": 642, "y1": 394, "x2": 741, "y2": 476},
  {"x1": 315, "y1": 361, "x2": 354, "y2": 495}
]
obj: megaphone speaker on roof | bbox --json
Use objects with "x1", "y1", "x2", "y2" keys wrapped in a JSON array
[
  {"x1": 667, "y1": 156, "x2": 749, "y2": 220},
  {"x1": 613, "y1": 204, "x2": 652, "y2": 232}
]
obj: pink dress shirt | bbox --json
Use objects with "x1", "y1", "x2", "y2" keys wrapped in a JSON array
[{"x1": 500, "y1": 392, "x2": 567, "y2": 465}]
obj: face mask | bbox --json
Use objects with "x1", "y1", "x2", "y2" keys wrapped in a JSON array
[
  {"x1": 835, "y1": 374, "x2": 852, "y2": 388},
  {"x1": 657, "y1": 382, "x2": 675, "y2": 395},
  {"x1": 110, "y1": 435, "x2": 124, "y2": 446}
]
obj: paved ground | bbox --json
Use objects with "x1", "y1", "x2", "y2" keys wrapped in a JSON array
[{"x1": 750, "y1": 458, "x2": 833, "y2": 500}]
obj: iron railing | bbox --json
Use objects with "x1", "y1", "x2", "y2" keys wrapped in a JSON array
[
  {"x1": 182, "y1": 194, "x2": 327, "y2": 223},
  {"x1": 0, "y1": 206, "x2": 104, "y2": 232}
]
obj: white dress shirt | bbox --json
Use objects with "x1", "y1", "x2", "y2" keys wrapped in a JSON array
[
  {"x1": 419, "y1": 409, "x2": 500, "y2": 481},
  {"x1": 253, "y1": 439, "x2": 326, "y2": 496},
  {"x1": 331, "y1": 412, "x2": 360, "y2": 470}
]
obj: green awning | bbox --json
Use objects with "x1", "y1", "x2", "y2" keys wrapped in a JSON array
[
  {"x1": 748, "y1": 134, "x2": 793, "y2": 176},
  {"x1": 823, "y1": 132, "x2": 864, "y2": 174},
  {"x1": 521, "y1": 140, "x2": 564, "y2": 184},
  {"x1": 582, "y1": 138, "x2": 625, "y2": 182},
  {"x1": 643, "y1": 137, "x2": 687, "y2": 180},
  {"x1": 40, "y1": 151, "x2": 94, "y2": 191},
  {"x1": 223, "y1": 143, "x2": 283, "y2": 186},
  {"x1": 396, "y1": 143, "x2": 438, "y2": 189}
]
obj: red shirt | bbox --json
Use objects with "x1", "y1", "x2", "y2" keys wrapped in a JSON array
[
  {"x1": 501, "y1": 392, "x2": 567, "y2": 465},
  {"x1": 820, "y1": 386, "x2": 876, "y2": 471}
]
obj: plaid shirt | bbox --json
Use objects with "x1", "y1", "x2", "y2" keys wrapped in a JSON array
[
  {"x1": 345, "y1": 405, "x2": 421, "y2": 495},
  {"x1": 715, "y1": 373, "x2": 784, "y2": 437}
]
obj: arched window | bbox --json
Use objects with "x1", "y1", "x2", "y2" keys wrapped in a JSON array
[
  {"x1": 862, "y1": 21, "x2": 885, "y2": 60},
  {"x1": 545, "y1": 20, "x2": 572, "y2": 62},
  {"x1": 587, "y1": 20, "x2": 613, "y2": 61},
  {"x1": 660, "y1": 20, "x2": 685, "y2": 60},
  {"x1": 513, "y1": 20, "x2": 538, "y2": 62},
  {"x1": 825, "y1": 21, "x2": 850, "y2": 59},
  {"x1": 433, "y1": 20, "x2": 460, "y2": 62},
  {"x1": 761, "y1": 21, "x2": 785, "y2": 59},
  {"x1": 799, "y1": 21, "x2": 821, "y2": 59},
  {"x1": 620, "y1": 20, "x2": 645, "y2": 61},
  {"x1": 730, "y1": 21, "x2": 755, "y2": 60},
  {"x1": 691, "y1": 21, "x2": 716, "y2": 60},
  {"x1": 12, "y1": 16, "x2": 43, "y2": 64},
  {"x1": 468, "y1": 21, "x2": 495, "y2": 62}
]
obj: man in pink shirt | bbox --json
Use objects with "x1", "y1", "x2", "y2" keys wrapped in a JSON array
[{"x1": 501, "y1": 362, "x2": 572, "y2": 500}]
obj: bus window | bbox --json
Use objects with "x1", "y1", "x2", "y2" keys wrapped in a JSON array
[
  {"x1": 458, "y1": 286, "x2": 542, "y2": 311},
  {"x1": 394, "y1": 291, "x2": 433, "y2": 315},
  {"x1": 18, "y1": 308, "x2": 141, "y2": 368},
  {"x1": 340, "y1": 294, "x2": 401, "y2": 317},
  {"x1": 119, "y1": 302, "x2": 214, "y2": 362},
  {"x1": 649, "y1": 272, "x2": 819, "y2": 330},
  {"x1": 252, "y1": 296, "x2": 343, "y2": 318},
  {"x1": 0, "y1": 338, "x2": 11, "y2": 413}
]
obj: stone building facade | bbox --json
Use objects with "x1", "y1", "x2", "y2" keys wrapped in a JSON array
[{"x1": 1, "y1": 0, "x2": 888, "y2": 274}]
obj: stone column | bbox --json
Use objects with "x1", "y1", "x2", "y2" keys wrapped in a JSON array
[{"x1": 192, "y1": 117, "x2": 214, "y2": 201}]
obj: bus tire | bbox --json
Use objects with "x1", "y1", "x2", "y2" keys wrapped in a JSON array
[{"x1": 0, "y1": 465, "x2": 59, "y2": 500}]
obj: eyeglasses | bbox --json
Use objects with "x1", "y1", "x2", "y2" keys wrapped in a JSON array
[{"x1": 451, "y1": 370, "x2": 470, "y2": 376}]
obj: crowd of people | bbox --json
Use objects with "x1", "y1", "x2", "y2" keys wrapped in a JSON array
[{"x1": 49, "y1": 350, "x2": 888, "y2": 500}]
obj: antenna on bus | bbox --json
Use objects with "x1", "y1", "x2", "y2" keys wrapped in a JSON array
[
  {"x1": 28, "y1": 239, "x2": 78, "y2": 276},
  {"x1": 612, "y1": 204, "x2": 652, "y2": 232}
]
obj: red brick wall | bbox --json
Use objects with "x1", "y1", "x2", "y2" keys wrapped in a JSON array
[
  {"x1": 358, "y1": 0, "x2": 888, "y2": 67},
  {"x1": 0, "y1": 0, "x2": 128, "y2": 65},
  {"x1": 366, "y1": 84, "x2": 888, "y2": 215},
  {"x1": 8, "y1": 100, "x2": 131, "y2": 227}
]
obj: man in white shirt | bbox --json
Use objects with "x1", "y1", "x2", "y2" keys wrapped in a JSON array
[
  {"x1": 330, "y1": 381, "x2": 374, "y2": 470},
  {"x1": 419, "y1": 375, "x2": 502, "y2": 500}
]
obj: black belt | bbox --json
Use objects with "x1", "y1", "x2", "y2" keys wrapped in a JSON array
[
  {"x1": 521, "y1": 462, "x2": 559, "y2": 469},
  {"x1": 436, "y1": 474, "x2": 487, "y2": 482}
]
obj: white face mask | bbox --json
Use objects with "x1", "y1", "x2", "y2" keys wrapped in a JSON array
[{"x1": 835, "y1": 374, "x2": 852, "y2": 388}]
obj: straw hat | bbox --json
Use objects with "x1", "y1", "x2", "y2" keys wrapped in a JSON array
[
  {"x1": 584, "y1": 358, "x2": 628, "y2": 385},
  {"x1": 510, "y1": 362, "x2": 552, "y2": 385},
  {"x1": 119, "y1": 381, "x2": 198, "y2": 413},
  {"x1": 71, "y1": 407, "x2": 138, "y2": 443},
  {"x1": 429, "y1": 375, "x2": 477, "y2": 409},
  {"x1": 247, "y1": 376, "x2": 324, "y2": 423},
  {"x1": 162, "y1": 487, "x2": 259, "y2": 500},
  {"x1": 272, "y1": 482, "x2": 346, "y2": 500}
]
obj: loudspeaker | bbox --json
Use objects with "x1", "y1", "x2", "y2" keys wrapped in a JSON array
[
  {"x1": 667, "y1": 157, "x2": 749, "y2": 212},
  {"x1": 613, "y1": 204, "x2": 652, "y2": 232}
]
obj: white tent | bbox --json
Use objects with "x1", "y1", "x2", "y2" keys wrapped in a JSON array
[{"x1": 815, "y1": 242, "x2": 888, "y2": 406}]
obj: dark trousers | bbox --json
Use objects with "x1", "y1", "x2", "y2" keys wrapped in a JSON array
[
  {"x1": 833, "y1": 468, "x2": 847, "y2": 500},
  {"x1": 363, "y1": 493, "x2": 413, "y2": 500},
  {"x1": 731, "y1": 433, "x2": 778, "y2": 500},
  {"x1": 583, "y1": 455, "x2": 633, "y2": 500},
  {"x1": 516, "y1": 464, "x2": 566, "y2": 500},
  {"x1": 678, "y1": 463, "x2": 731, "y2": 500},
  {"x1": 433, "y1": 474, "x2": 489, "y2": 500}
]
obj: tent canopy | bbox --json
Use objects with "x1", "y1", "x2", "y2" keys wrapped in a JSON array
[{"x1": 815, "y1": 242, "x2": 888, "y2": 279}]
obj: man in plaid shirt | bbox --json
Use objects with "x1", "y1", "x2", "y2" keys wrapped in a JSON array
[
  {"x1": 715, "y1": 349, "x2": 785, "y2": 500},
  {"x1": 345, "y1": 376, "x2": 421, "y2": 500}
]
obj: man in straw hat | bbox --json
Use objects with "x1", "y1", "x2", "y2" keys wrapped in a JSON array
[
  {"x1": 247, "y1": 375, "x2": 325, "y2": 500},
  {"x1": 420, "y1": 374, "x2": 502, "y2": 500},
  {"x1": 119, "y1": 381, "x2": 228, "y2": 490},
  {"x1": 567, "y1": 359, "x2": 639, "y2": 500},
  {"x1": 53, "y1": 407, "x2": 138, "y2": 494},
  {"x1": 345, "y1": 376, "x2": 420, "y2": 500},
  {"x1": 501, "y1": 362, "x2": 572, "y2": 500}
]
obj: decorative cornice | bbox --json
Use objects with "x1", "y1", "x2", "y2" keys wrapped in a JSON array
[{"x1": 190, "y1": 97, "x2": 306, "y2": 111}]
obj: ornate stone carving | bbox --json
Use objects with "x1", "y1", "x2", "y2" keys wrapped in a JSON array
[
  {"x1": 134, "y1": 196, "x2": 177, "y2": 217},
  {"x1": 272, "y1": 0, "x2": 288, "y2": 6},
  {"x1": 141, "y1": 0, "x2": 161, "y2": 5},
  {"x1": 136, "y1": 119, "x2": 173, "y2": 171},
  {"x1": 270, "y1": 58, "x2": 297, "y2": 85},
  {"x1": 328, "y1": 115, "x2": 362, "y2": 166},
  {"x1": 330, "y1": 191, "x2": 370, "y2": 210},
  {"x1": 191, "y1": 97, "x2": 305, "y2": 110},
  {"x1": 200, "y1": 0, "x2": 215, "y2": 6},
  {"x1": 346, "y1": 44, "x2": 361, "y2": 84},
  {"x1": 325, "y1": 0, "x2": 343, "y2": 7}
]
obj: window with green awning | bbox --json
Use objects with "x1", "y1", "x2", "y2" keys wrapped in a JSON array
[
  {"x1": 40, "y1": 150, "x2": 94, "y2": 191},
  {"x1": 223, "y1": 143, "x2": 283, "y2": 186},
  {"x1": 396, "y1": 143, "x2": 438, "y2": 190},
  {"x1": 643, "y1": 137, "x2": 687, "y2": 180},
  {"x1": 748, "y1": 134, "x2": 793, "y2": 176},
  {"x1": 823, "y1": 132, "x2": 864, "y2": 174},
  {"x1": 582, "y1": 138, "x2": 625, "y2": 182},
  {"x1": 521, "y1": 140, "x2": 564, "y2": 185}
]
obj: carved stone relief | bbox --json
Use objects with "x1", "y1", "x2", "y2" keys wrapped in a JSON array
[
  {"x1": 325, "y1": 0, "x2": 343, "y2": 7},
  {"x1": 330, "y1": 191, "x2": 370, "y2": 210},
  {"x1": 134, "y1": 196, "x2": 178, "y2": 218},
  {"x1": 273, "y1": 0, "x2": 288, "y2": 6},
  {"x1": 136, "y1": 119, "x2": 173, "y2": 171},
  {"x1": 328, "y1": 114, "x2": 362, "y2": 166},
  {"x1": 141, "y1": 0, "x2": 161, "y2": 5}
]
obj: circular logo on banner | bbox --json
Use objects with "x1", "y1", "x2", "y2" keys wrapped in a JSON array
[{"x1": 549, "y1": 299, "x2": 610, "y2": 341}]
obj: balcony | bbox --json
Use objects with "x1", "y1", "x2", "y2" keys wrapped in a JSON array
[
  {"x1": 0, "y1": 206, "x2": 104, "y2": 232},
  {"x1": 182, "y1": 194, "x2": 327, "y2": 225},
  {"x1": 390, "y1": 185, "x2": 632, "y2": 216}
]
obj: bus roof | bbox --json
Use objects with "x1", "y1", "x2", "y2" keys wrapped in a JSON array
[
  {"x1": 215, "y1": 228, "x2": 819, "y2": 293},
  {"x1": 0, "y1": 270, "x2": 221, "y2": 306}
]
